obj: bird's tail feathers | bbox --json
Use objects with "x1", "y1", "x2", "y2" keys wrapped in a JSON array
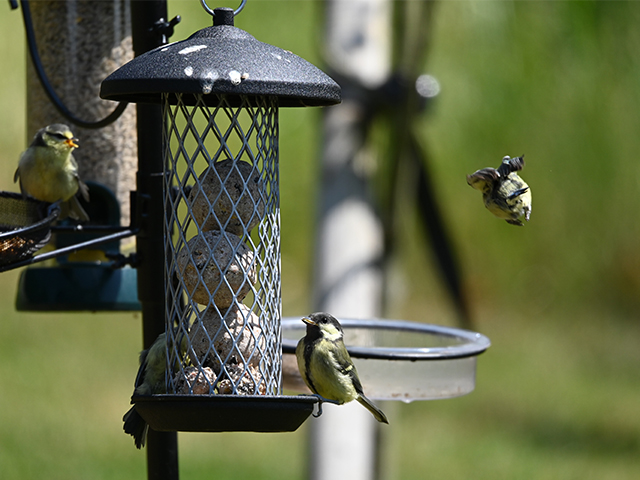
[
  {"x1": 123, "y1": 406, "x2": 149, "y2": 449},
  {"x1": 357, "y1": 394, "x2": 389, "y2": 424}
]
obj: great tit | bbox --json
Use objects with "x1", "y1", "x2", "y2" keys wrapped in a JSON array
[
  {"x1": 123, "y1": 332, "x2": 187, "y2": 449},
  {"x1": 296, "y1": 312, "x2": 388, "y2": 424},
  {"x1": 467, "y1": 155, "x2": 532, "y2": 226},
  {"x1": 14, "y1": 124, "x2": 90, "y2": 221}
]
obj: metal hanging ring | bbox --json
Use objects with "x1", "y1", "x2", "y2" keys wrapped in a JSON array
[{"x1": 200, "y1": 0, "x2": 247, "y2": 17}]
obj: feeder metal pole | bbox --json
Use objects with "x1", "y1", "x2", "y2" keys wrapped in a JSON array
[{"x1": 130, "y1": 1, "x2": 179, "y2": 479}]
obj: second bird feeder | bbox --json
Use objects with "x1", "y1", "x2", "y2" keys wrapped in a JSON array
[{"x1": 101, "y1": 6, "x2": 340, "y2": 431}]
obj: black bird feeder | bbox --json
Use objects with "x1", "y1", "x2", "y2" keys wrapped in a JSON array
[{"x1": 101, "y1": 2, "x2": 340, "y2": 432}]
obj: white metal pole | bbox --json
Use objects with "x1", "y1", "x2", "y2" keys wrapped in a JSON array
[{"x1": 311, "y1": 1, "x2": 392, "y2": 479}]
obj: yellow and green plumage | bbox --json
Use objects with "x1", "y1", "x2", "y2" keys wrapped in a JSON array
[
  {"x1": 296, "y1": 312, "x2": 388, "y2": 424},
  {"x1": 467, "y1": 155, "x2": 532, "y2": 226},
  {"x1": 14, "y1": 124, "x2": 89, "y2": 221},
  {"x1": 123, "y1": 332, "x2": 187, "y2": 448}
]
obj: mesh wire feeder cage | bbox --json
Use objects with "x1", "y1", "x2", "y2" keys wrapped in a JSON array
[
  {"x1": 164, "y1": 93, "x2": 281, "y2": 396},
  {"x1": 101, "y1": 5, "x2": 340, "y2": 429}
]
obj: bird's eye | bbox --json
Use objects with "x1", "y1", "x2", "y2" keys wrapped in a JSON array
[{"x1": 50, "y1": 132, "x2": 68, "y2": 141}]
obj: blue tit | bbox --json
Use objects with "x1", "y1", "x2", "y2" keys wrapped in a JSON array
[
  {"x1": 296, "y1": 312, "x2": 388, "y2": 424},
  {"x1": 123, "y1": 332, "x2": 187, "y2": 449},
  {"x1": 467, "y1": 155, "x2": 532, "y2": 226},
  {"x1": 14, "y1": 124, "x2": 90, "y2": 221}
]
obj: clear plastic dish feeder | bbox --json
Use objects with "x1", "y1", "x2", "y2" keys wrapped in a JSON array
[{"x1": 282, "y1": 318, "x2": 491, "y2": 402}]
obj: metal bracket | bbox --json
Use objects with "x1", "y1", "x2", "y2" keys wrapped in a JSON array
[{"x1": 151, "y1": 15, "x2": 182, "y2": 44}]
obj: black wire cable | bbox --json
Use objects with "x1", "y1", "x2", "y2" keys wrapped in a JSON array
[{"x1": 15, "y1": 0, "x2": 128, "y2": 129}]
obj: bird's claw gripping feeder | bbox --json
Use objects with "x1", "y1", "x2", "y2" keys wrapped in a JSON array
[{"x1": 101, "y1": 1, "x2": 340, "y2": 432}]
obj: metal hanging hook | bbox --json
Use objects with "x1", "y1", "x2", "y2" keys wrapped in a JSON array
[{"x1": 200, "y1": 0, "x2": 247, "y2": 17}]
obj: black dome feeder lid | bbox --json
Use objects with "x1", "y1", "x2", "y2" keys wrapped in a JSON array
[{"x1": 100, "y1": 8, "x2": 341, "y2": 108}]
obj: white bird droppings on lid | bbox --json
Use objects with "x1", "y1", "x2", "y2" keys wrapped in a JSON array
[
  {"x1": 229, "y1": 70, "x2": 242, "y2": 85},
  {"x1": 179, "y1": 45, "x2": 208, "y2": 55}
]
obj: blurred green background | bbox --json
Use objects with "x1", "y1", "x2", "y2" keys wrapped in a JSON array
[{"x1": 1, "y1": 1, "x2": 639, "y2": 479}]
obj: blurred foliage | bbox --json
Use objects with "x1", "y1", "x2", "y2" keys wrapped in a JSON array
[
  {"x1": 419, "y1": 0, "x2": 640, "y2": 318},
  {"x1": 0, "y1": 1, "x2": 639, "y2": 479}
]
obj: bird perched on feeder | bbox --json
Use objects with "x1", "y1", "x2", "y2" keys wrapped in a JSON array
[
  {"x1": 123, "y1": 332, "x2": 187, "y2": 449},
  {"x1": 296, "y1": 312, "x2": 389, "y2": 424},
  {"x1": 467, "y1": 154, "x2": 532, "y2": 226},
  {"x1": 14, "y1": 123, "x2": 90, "y2": 221}
]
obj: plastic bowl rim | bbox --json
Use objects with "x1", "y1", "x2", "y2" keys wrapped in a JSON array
[{"x1": 281, "y1": 317, "x2": 491, "y2": 361}]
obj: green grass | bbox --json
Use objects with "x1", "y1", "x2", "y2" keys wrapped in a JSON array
[
  {"x1": 1, "y1": 1, "x2": 640, "y2": 479},
  {"x1": 1, "y1": 279, "x2": 638, "y2": 479},
  {"x1": 394, "y1": 307, "x2": 640, "y2": 480}
]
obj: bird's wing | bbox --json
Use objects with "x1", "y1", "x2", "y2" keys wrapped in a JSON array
[
  {"x1": 14, "y1": 170, "x2": 27, "y2": 198},
  {"x1": 13, "y1": 156, "x2": 29, "y2": 198},
  {"x1": 467, "y1": 168, "x2": 500, "y2": 194},
  {"x1": 77, "y1": 179, "x2": 90, "y2": 202},
  {"x1": 134, "y1": 348, "x2": 150, "y2": 390},
  {"x1": 66, "y1": 195, "x2": 90, "y2": 222},
  {"x1": 70, "y1": 154, "x2": 90, "y2": 201},
  {"x1": 331, "y1": 343, "x2": 365, "y2": 394}
]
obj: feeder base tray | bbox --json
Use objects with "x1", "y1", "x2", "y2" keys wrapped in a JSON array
[
  {"x1": 15, "y1": 265, "x2": 141, "y2": 311},
  {"x1": 132, "y1": 394, "x2": 318, "y2": 433}
]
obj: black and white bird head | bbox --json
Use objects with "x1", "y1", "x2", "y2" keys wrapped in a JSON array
[{"x1": 302, "y1": 312, "x2": 344, "y2": 342}]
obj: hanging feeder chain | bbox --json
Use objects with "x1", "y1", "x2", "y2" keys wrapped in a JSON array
[
  {"x1": 12, "y1": 0, "x2": 128, "y2": 129},
  {"x1": 200, "y1": 0, "x2": 247, "y2": 17}
]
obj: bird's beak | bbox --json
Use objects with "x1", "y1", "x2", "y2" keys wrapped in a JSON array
[
  {"x1": 65, "y1": 138, "x2": 79, "y2": 149},
  {"x1": 302, "y1": 317, "x2": 316, "y2": 326}
]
